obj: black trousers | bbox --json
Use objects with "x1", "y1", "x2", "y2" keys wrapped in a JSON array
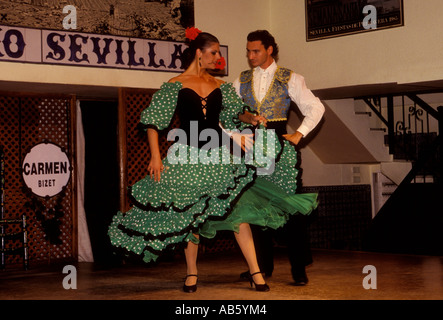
[
  {"x1": 252, "y1": 120, "x2": 312, "y2": 275},
  {"x1": 251, "y1": 214, "x2": 313, "y2": 275}
]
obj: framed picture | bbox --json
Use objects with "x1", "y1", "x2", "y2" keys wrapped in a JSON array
[
  {"x1": 305, "y1": 0, "x2": 404, "y2": 41},
  {"x1": 0, "y1": 0, "x2": 195, "y2": 41},
  {"x1": 0, "y1": 0, "x2": 221, "y2": 75}
]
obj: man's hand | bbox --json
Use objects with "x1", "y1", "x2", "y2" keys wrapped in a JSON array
[{"x1": 283, "y1": 131, "x2": 303, "y2": 145}]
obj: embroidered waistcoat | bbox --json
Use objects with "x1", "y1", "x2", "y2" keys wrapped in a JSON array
[{"x1": 239, "y1": 67, "x2": 292, "y2": 121}]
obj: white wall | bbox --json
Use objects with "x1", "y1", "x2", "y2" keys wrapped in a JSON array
[
  {"x1": 270, "y1": 0, "x2": 443, "y2": 90},
  {"x1": 0, "y1": 55, "x2": 174, "y2": 91},
  {"x1": 297, "y1": 147, "x2": 376, "y2": 187},
  {"x1": 195, "y1": 0, "x2": 271, "y2": 82}
]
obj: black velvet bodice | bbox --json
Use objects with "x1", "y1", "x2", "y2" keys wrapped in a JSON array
[{"x1": 176, "y1": 88, "x2": 227, "y2": 148}]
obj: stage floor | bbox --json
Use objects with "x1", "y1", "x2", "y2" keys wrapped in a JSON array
[{"x1": 1, "y1": 248, "x2": 442, "y2": 301}]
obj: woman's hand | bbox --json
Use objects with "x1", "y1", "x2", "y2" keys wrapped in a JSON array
[
  {"x1": 148, "y1": 156, "x2": 164, "y2": 182},
  {"x1": 250, "y1": 114, "x2": 268, "y2": 127},
  {"x1": 147, "y1": 128, "x2": 164, "y2": 182}
]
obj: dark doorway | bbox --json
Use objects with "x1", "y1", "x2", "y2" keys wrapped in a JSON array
[{"x1": 80, "y1": 100, "x2": 121, "y2": 266}]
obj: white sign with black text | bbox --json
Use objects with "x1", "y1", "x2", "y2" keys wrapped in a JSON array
[
  {"x1": 22, "y1": 142, "x2": 71, "y2": 198},
  {"x1": 0, "y1": 24, "x2": 228, "y2": 74}
]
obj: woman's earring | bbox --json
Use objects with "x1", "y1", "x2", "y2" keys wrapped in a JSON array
[{"x1": 198, "y1": 57, "x2": 202, "y2": 67}]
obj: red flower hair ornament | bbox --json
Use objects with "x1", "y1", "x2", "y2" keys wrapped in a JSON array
[
  {"x1": 185, "y1": 27, "x2": 202, "y2": 41},
  {"x1": 215, "y1": 57, "x2": 226, "y2": 70}
]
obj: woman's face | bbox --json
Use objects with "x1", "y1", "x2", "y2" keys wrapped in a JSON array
[{"x1": 198, "y1": 42, "x2": 221, "y2": 70}]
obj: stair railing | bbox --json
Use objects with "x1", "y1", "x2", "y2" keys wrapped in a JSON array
[{"x1": 358, "y1": 94, "x2": 442, "y2": 185}]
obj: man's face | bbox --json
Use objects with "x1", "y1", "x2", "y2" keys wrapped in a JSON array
[{"x1": 246, "y1": 40, "x2": 273, "y2": 68}]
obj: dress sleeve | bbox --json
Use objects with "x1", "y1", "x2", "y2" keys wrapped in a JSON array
[
  {"x1": 139, "y1": 82, "x2": 182, "y2": 131},
  {"x1": 219, "y1": 82, "x2": 255, "y2": 131}
]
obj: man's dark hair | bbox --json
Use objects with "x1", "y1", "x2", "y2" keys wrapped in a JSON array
[{"x1": 247, "y1": 30, "x2": 279, "y2": 61}]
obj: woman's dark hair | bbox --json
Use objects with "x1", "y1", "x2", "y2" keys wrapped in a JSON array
[
  {"x1": 247, "y1": 30, "x2": 279, "y2": 61},
  {"x1": 181, "y1": 32, "x2": 219, "y2": 69}
]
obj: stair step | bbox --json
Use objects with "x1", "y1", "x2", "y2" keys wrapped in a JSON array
[
  {"x1": 411, "y1": 176, "x2": 435, "y2": 183},
  {"x1": 355, "y1": 111, "x2": 372, "y2": 116}
]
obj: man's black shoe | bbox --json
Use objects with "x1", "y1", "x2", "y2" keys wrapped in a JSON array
[{"x1": 292, "y1": 269, "x2": 308, "y2": 286}]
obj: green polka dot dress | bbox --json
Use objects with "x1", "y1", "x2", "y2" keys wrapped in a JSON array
[{"x1": 108, "y1": 82, "x2": 318, "y2": 263}]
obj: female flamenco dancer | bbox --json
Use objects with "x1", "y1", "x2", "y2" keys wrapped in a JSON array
[{"x1": 108, "y1": 28, "x2": 318, "y2": 293}]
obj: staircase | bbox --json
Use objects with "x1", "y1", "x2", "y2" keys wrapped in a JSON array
[
  {"x1": 347, "y1": 95, "x2": 440, "y2": 193},
  {"x1": 324, "y1": 98, "x2": 413, "y2": 189},
  {"x1": 353, "y1": 94, "x2": 443, "y2": 255},
  {"x1": 326, "y1": 99, "x2": 392, "y2": 162},
  {"x1": 320, "y1": 93, "x2": 442, "y2": 255}
]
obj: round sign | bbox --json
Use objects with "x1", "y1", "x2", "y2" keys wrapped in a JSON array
[{"x1": 22, "y1": 142, "x2": 71, "y2": 197}]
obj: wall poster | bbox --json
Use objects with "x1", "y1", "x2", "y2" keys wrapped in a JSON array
[
  {"x1": 305, "y1": 0, "x2": 404, "y2": 41},
  {"x1": 0, "y1": 0, "x2": 194, "y2": 41}
]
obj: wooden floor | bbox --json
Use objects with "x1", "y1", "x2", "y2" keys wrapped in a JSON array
[{"x1": 1, "y1": 248, "x2": 443, "y2": 302}]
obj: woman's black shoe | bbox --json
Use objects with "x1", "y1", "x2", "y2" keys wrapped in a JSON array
[
  {"x1": 240, "y1": 270, "x2": 272, "y2": 280},
  {"x1": 249, "y1": 272, "x2": 270, "y2": 292},
  {"x1": 183, "y1": 274, "x2": 198, "y2": 293}
]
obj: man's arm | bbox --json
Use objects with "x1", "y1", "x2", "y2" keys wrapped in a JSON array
[{"x1": 284, "y1": 73, "x2": 325, "y2": 144}]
